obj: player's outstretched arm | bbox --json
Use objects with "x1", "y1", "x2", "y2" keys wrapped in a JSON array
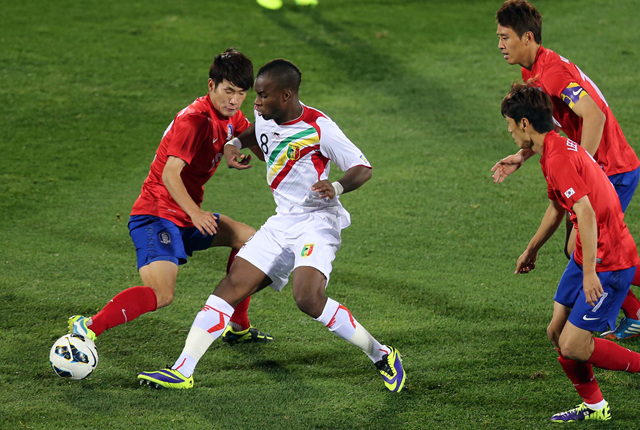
[
  {"x1": 515, "y1": 199, "x2": 564, "y2": 274},
  {"x1": 224, "y1": 124, "x2": 259, "y2": 169},
  {"x1": 311, "y1": 165, "x2": 372, "y2": 199},
  {"x1": 491, "y1": 149, "x2": 535, "y2": 183}
]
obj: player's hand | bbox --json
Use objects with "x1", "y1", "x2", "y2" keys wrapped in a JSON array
[
  {"x1": 583, "y1": 272, "x2": 603, "y2": 306},
  {"x1": 515, "y1": 249, "x2": 537, "y2": 274},
  {"x1": 491, "y1": 153, "x2": 525, "y2": 183},
  {"x1": 311, "y1": 180, "x2": 337, "y2": 199},
  {"x1": 190, "y1": 210, "x2": 218, "y2": 236},
  {"x1": 224, "y1": 144, "x2": 253, "y2": 170}
]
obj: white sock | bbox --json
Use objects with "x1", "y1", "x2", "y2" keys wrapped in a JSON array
[
  {"x1": 315, "y1": 297, "x2": 389, "y2": 363},
  {"x1": 172, "y1": 295, "x2": 234, "y2": 377},
  {"x1": 585, "y1": 399, "x2": 607, "y2": 410}
]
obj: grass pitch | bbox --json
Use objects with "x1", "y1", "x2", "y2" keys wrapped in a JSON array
[{"x1": 2, "y1": 0, "x2": 640, "y2": 428}]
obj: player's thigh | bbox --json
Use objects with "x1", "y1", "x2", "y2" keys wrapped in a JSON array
[
  {"x1": 210, "y1": 214, "x2": 256, "y2": 250},
  {"x1": 237, "y1": 217, "x2": 293, "y2": 292},
  {"x1": 291, "y1": 214, "x2": 341, "y2": 288},
  {"x1": 214, "y1": 256, "x2": 271, "y2": 307}
]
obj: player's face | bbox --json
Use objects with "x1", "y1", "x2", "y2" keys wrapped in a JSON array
[
  {"x1": 208, "y1": 79, "x2": 248, "y2": 118},
  {"x1": 506, "y1": 116, "x2": 532, "y2": 149},
  {"x1": 254, "y1": 75, "x2": 286, "y2": 124},
  {"x1": 497, "y1": 25, "x2": 529, "y2": 66}
]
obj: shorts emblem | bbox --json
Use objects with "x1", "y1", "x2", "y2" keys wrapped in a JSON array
[
  {"x1": 301, "y1": 244, "x2": 314, "y2": 257},
  {"x1": 158, "y1": 231, "x2": 172, "y2": 245}
]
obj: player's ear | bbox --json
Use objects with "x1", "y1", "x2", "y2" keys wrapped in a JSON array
[
  {"x1": 281, "y1": 89, "x2": 292, "y2": 103},
  {"x1": 523, "y1": 31, "x2": 534, "y2": 45}
]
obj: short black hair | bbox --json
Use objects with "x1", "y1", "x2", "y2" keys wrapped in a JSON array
[
  {"x1": 209, "y1": 48, "x2": 254, "y2": 90},
  {"x1": 501, "y1": 82, "x2": 554, "y2": 133},
  {"x1": 496, "y1": 0, "x2": 542, "y2": 44},
  {"x1": 256, "y1": 59, "x2": 302, "y2": 93}
]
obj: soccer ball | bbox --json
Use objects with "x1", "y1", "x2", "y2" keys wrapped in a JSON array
[{"x1": 50, "y1": 334, "x2": 99, "y2": 380}]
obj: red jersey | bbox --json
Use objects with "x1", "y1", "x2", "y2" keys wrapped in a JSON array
[
  {"x1": 131, "y1": 95, "x2": 250, "y2": 227},
  {"x1": 523, "y1": 46, "x2": 639, "y2": 176},
  {"x1": 541, "y1": 131, "x2": 638, "y2": 271}
]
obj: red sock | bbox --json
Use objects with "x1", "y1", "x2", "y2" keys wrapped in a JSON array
[
  {"x1": 226, "y1": 249, "x2": 252, "y2": 330},
  {"x1": 621, "y1": 289, "x2": 640, "y2": 320},
  {"x1": 229, "y1": 296, "x2": 251, "y2": 330},
  {"x1": 557, "y1": 352, "x2": 603, "y2": 405},
  {"x1": 587, "y1": 337, "x2": 640, "y2": 373},
  {"x1": 90, "y1": 286, "x2": 157, "y2": 336},
  {"x1": 632, "y1": 265, "x2": 640, "y2": 286}
]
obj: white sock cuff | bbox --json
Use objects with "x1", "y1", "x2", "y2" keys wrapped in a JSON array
[
  {"x1": 585, "y1": 399, "x2": 607, "y2": 410},
  {"x1": 315, "y1": 297, "x2": 340, "y2": 326},
  {"x1": 205, "y1": 294, "x2": 234, "y2": 317}
]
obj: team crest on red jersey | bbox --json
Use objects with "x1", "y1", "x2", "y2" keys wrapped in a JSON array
[
  {"x1": 227, "y1": 124, "x2": 234, "y2": 141},
  {"x1": 301, "y1": 244, "x2": 314, "y2": 257}
]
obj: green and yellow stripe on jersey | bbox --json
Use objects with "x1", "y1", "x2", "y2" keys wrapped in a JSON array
[{"x1": 267, "y1": 127, "x2": 320, "y2": 187}]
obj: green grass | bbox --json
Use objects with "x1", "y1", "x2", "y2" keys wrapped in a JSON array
[{"x1": 2, "y1": 0, "x2": 640, "y2": 428}]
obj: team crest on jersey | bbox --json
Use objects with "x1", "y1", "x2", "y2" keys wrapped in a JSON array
[
  {"x1": 287, "y1": 143, "x2": 303, "y2": 161},
  {"x1": 301, "y1": 244, "x2": 315, "y2": 257},
  {"x1": 564, "y1": 188, "x2": 576, "y2": 199},
  {"x1": 158, "y1": 231, "x2": 171, "y2": 245},
  {"x1": 227, "y1": 124, "x2": 234, "y2": 141}
]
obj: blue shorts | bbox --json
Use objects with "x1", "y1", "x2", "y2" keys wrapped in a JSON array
[
  {"x1": 609, "y1": 167, "x2": 639, "y2": 212},
  {"x1": 128, "y1": 215, "x2": 218, "y2": 270},
  {"x1": 555, "y1": 254, "x2": 636, "y2": 331}
]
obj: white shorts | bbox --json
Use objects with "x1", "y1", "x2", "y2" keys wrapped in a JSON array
[{"x1": 237, "y1": 211, "x2": 342, "y2": 291}]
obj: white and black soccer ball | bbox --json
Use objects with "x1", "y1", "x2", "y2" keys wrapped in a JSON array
[{"x1": 50, "y1": 334, "x2": 99, "y2": 380}]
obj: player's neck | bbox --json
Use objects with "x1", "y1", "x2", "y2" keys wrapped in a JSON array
[
  {"x1": 521, "y1": 44, "x2": 540, "y2": 71},
  {"x1": 530, "y1": 132, "x2": 547, "y2": 155},
  {"x1": 280, "y1": 101, "x2": 304, "y2": 124}
]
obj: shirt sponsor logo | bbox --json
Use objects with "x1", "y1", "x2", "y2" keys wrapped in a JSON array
[
  {"x1": 564, "y1": 188, "x2": 575, "y2": 198},
  {"x1": 566, "y1": 141, "x2": 578, "y2": 152},
  {"x1": 301, "y1": 244, "x2": 315, "y2": 257}
]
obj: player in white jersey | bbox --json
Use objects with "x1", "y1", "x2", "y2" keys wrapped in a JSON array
[{"x1": 138, "y1": 59, "x2": 406, "y2": 393}]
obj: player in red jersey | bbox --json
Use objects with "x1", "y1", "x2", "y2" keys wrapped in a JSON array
[
  {"x1": 68, "y1": 48, "x2": 273, "y2": 349},
  {"x1": 491, "y1": 0, "x2": 640, "y2": 340},
  {"x1": 502, "y1": 83, "x2": 640, "y2": 422}
]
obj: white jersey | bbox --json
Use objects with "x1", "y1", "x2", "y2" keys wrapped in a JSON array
[{"x1": 254, "y1": 103, "x2": 371, "y2": 228}]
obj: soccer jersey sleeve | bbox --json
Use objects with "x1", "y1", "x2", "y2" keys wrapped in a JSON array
[
  {"x1": 316, "y1": 117, "x2": 371, "y2": 172},
  {"x1": 232, "y1": 112, "x2": 251, "y2": 137},
  {"x1": 165, "y1": 114, "x2": 210, "y2": 165},
  {"x1": 546, "y1": 154, "x2": 590, "y2": 210}
]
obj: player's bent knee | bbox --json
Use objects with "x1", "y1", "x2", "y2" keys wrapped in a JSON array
[
  {"x1": 546, "y1": 326, "x2": 561, "y2": 348},
  {"x1": 557, "y1": 340, "x2": 589, "y2": 362},
  {"x1": 151, "y1": 288, "x2": 174, "y2": 308},
  {"x1": 294, "y1": 294, "x2": 325, "y2": 318}
]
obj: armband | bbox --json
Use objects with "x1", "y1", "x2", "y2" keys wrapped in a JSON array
[
  {"x1": 332, "y1": 181, "x2": 344, "y2": 198},
  {"x1": 225, "y1": 137, "x2": 242, "y2": 149}
]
